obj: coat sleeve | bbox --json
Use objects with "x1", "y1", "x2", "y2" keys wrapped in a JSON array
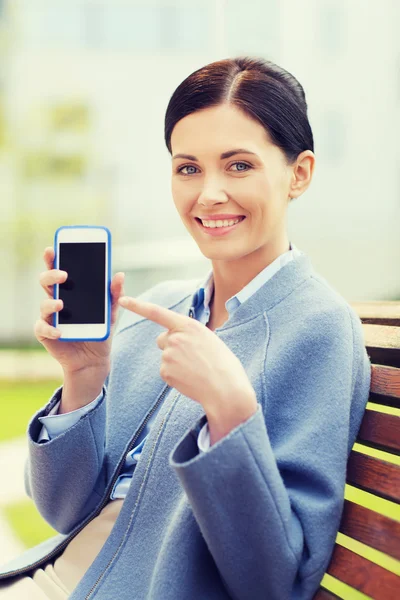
[
  {"x1": 169, "y1": 305, "x2": 372, "y2": 600},
  {"x1": 23, "y1": 280, "x2": 169, "y2": 535},
  {"x1": 24, "y1": 377, "x2": 109, "y2": 534},
  {"x1": 37, "y1": 391, "x2": 104, "y2": 442}
]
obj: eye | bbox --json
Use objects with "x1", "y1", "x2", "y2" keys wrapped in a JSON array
[
  {"x1": 176, "y1": 161, "x2": 252, "y2": 176},
  {"x1": 176, "y1": 165, "x2": 199, "y2": 176},
  {"x1": 230, "y1": 161, "x2": 252, "y2": 172}
]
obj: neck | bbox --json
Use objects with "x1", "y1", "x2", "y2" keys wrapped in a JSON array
[{"x1": 209, "y1": 236, "x2": 290, "y2": 322}]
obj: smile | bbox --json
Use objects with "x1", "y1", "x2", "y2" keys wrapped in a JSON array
[{"x1": 195, "y1": 216, "x2": 246, "y2": 237}]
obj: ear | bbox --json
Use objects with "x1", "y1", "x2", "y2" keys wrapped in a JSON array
[{"x1": 288, "y1": 151, "x2": 315, "y2": 200}]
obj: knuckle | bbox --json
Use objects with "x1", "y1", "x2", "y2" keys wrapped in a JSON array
[
  {"x1": 40, "y1": 299, "x2": 52, "y2": 315},
  {"x1": 162, "y1": 348, "x2": 174, "y2": 362},
  {"x1": 169, "y1": 332, "x2": 183, "y2": 346},
  {"x1": 40, "y1": 298, "x2": 49, "y2": 311},
  {"x1": 44, "y1": 322, "x2": 54, "y2": 337},
  {"x1": 34, "y1": 320, "x2": 45, "y2": 338},
  {"x1": 44, "y1": 322, "x2": 53, "y2": 336}
]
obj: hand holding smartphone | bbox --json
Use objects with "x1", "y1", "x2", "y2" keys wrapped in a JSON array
[
  {"x1": 54, "y1": 225, "x2": 111, "y2": 341},
  {"x1": 34, "y1": 226, "x2": 126, "y2": 404}
]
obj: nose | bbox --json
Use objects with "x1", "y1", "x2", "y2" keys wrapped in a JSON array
[{"x1": 197, "y1": 180, "x2": 229, "y2": 207}]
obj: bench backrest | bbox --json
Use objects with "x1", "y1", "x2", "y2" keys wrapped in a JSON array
[{"x1": 314, "y1": 301, "x2": 400, "y2": 600}]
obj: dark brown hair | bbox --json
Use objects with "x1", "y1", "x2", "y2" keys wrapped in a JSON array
[{"x1": 164, "y1": 56, "x2": 314, "y2": 167}]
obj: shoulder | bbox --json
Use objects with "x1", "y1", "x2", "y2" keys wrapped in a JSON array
[
  {"x1": 267, "y1": 266, "x2": 366, "y2": 368},
  {"x1": 114, "y1": 277, "x2": 201, "y2": 335},
  {"x1": 264, "y1": 267, "x2": 370, "y2": 425},
  {"x1": 306, "y1": 271, "x2": 365, "y2": 348},
  {"x1": 279, "y1": 265, "x2": 362, "y2": 333}
]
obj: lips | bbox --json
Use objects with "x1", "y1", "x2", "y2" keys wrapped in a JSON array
[
  {"x1": 194, "y1": 216, "x2": 246, "y2": 236},
  {"x1": 196, "y1": 214, "x2": 245, "y2": 221},
  {"x1": 195, "y1": 216, "x2": 246, "y2": 224}
]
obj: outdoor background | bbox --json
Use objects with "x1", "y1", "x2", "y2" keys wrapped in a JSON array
[{"x1": 0, "y1": 1, "x2": 399, "y2": 598}]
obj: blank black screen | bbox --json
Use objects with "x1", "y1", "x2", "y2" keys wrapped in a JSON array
[{"x1": 58, "y1": 242, "x2": 106, "y2": 324}]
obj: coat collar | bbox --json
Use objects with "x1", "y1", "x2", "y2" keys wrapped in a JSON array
[{"x1": 184, "y1": 252, "x2": 313, "y2": 332}]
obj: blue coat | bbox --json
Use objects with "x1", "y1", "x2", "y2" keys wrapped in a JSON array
[{"x1": 0, "y1": 252, "x2": 372, "y2": 599}]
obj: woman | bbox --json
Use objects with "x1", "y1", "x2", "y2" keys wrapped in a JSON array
[{"x1": 0, "y1": 56, "x2": 371, "y2": 599}]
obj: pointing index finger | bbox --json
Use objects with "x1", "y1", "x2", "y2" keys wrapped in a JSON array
[{"x1": 118, "y1": 296, "x2": 189, "y2": 330}]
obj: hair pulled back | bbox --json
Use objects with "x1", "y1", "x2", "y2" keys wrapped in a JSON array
[{"x1": 164, "y1": 56, "x2": 314, "y2": 167}]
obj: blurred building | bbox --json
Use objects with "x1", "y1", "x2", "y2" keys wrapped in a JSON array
[{"x1": 0, "y1": 0, "x2": 399, "y2": 343}]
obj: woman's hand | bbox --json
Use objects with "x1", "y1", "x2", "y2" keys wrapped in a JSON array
[
  {"x1": 118, "y1": 295, "x2": 258, "y2": 444},
  {"x1": 34, "y1": 247, "x2": 126, "y2": 376}
]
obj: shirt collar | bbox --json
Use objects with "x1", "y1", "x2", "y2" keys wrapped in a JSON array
[{"x1": 191, "y1": 241, "x2": 302, "y2": 316}]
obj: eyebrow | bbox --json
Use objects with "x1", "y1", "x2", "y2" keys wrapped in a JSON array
[{"x1": 172, "y1": 148, "x2": 258, "y2": 161}]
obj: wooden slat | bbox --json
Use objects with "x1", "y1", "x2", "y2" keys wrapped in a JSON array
[
  {"x1": 326, "y1": 544, "x2": 400, "y2": 599},
  {"x1": 339, "y1": 499, "x2": 400, "y2": 560},
  {"x1": 363, "y1": 324, "x2": 400, "y2": 368},
  {"x1": 363, "y1": 325, "x2": 400, "y2": 350},
  {"x1": 317, "y1": 302, "x2": 400, "y2": 600},
  {"x1": 346, "y1": 451, "x2": 400, "y2": 503},
  {"x1": 369, "y1": 392, "x2": 400, "y2": 410},
  {"x1": 313, "y1": 588, "x2": 342, "y2": 600},
  {"x1": 357, "y1": 409, "x2": 400, "y2": 453},
  {"x1": 370, "y1": 364, "x2": 400, "y2": 400},
  {"x1": 351, "y1": 301, "x2": 400, "y2": 326}
]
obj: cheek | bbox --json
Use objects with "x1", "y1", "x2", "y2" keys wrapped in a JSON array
[
  {"x1": 171, "y1": 190, "x2": 191, "y2": 218},
  {"x1": 171, "y1": 180, "x2": 184, "y2": 207},
  {"x1": 238, "y1": 175, "x2": 269, "y2": 203},
  {"x1": 240, "y1": 190, "x2": 267, "y2": 218},
  {"x1": 241, "y1": 177, "x2": 277, "y2": 214},
  {"x1": 171, "y1": 179, "x2": 179, "y2": 203},
  {"x1": 172, "y1": 180, "x2": 198, "y2": 215}
]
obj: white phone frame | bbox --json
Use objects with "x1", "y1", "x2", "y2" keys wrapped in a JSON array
[{"x1": 53, "y1": 226, "x2": 111, "y2": 341}]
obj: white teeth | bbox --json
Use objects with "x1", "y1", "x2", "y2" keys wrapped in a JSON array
[{"x1": 201, "y1": 218, "x2": 242, "y2": 228}]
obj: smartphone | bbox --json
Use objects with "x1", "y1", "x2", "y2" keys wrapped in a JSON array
[{"x1": 53, "y1": 225, "x2": 112, "y2": 341}]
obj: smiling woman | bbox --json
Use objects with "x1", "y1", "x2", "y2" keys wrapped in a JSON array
[
  {"x1": 165, "y1": 57, "x2": 315, "y2": 330},
  {"x1": 0, "y1": 57, "x2": 371, "y2": 600}
]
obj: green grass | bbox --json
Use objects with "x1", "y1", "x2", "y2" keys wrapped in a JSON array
[
  {"x1": 0, "y1": 379, "x2": 62, "y2": 442},
  {"x1": 3, "y1": 500, "x2": 58, "y2": 548},
  {"x1": 0, "y1": 379, "x2": 61, "y2": 549},
  {"x1": 0, "y1": 343, "x2": 46, "y2": 352}
]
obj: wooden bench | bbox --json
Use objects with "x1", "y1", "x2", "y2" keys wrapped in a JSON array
[{"x1": 313, "y1": 301, "x2": 400, "y2": 600}]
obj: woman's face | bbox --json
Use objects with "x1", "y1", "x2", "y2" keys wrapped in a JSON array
[{"x1": 170, "y1": 103, "x2": 300, "y2": 263}]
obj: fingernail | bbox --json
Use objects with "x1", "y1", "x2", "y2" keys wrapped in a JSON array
[{"x1": 119, "y1": 296, "x2": 129, "y2": 306}]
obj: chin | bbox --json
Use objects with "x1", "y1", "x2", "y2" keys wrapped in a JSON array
[{"x1": 197, "y1": 245, "x2": 244, "y2": 261}]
